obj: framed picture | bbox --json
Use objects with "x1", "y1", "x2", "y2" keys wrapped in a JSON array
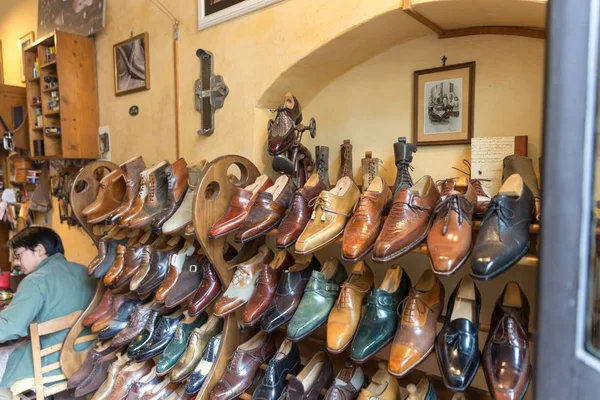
[
  {"x1": 198, "y1": 0, "x2": 283, "y2": 30},
  {"x1": 38, "y1": 0, "x2": 106, "y2": 37},
  {"x1": 18, "y1": 32, "x2": 35, "y2": 83},
  {"x1": 113, "y1": 33, "x2": 150, "y2": 96},
  {"x1": 413, "y1": 61, "x2": 475, "y2": 146}
]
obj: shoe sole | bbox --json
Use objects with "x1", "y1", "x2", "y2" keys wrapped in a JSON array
[
  {"x1": 470, "y1": 240, "x2": 530, "y2": 281},
  {"x1": 294, "y1": 231, "x2": 344, "y2": 255},
  {"x1": 430, "y1": 246, "x2": 472, "y2": 276},
  {"x1": 388, "y1": 343, "x2": 434, "y2": 378},
  {"x1": 276, "y1": 237, "x2": 298, "y2": 249},
  {"x1": 213, "y1": 300, "x2": 248, "y2": 318},
  {"x1": 261, "y1": 314, "x2": 293, "y2": 333},
  {"x1": 326, "y1": 338, "x2": 352, "y2": 355},
  {"x1": 350, "y1": 336, "x2": 393, "y2": 364},
  {"x1": 234, "y1": 220, "x2": 283, "y2": 244},
  {"x1": 341, "y1": 243, "x2": 374, "y2": 263}
]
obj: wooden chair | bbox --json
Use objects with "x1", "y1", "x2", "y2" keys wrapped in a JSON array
[{"x1": 11, "y1": 311, "x2": 96, "y2": 400}]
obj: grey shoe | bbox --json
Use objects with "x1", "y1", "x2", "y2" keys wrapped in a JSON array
[
  {"x1": 502, "y1": 154, "x2": 541, "y2": 221},
  {"x1": 392, "y1": 137, "x2": 417, "y2": 195},
  {"x1": 361, "y1": 152, "x2": 382, "y2": 193},
  {"x1": 315, "y1": 146, "x2": 331, "y2": 190},
  {"x1": 338, "y1": 139, "x2": 354, "y2": 182}
]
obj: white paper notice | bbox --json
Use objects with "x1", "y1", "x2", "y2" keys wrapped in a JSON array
[{"x1": 471, "y1": 137, "x2": 516, "y2": 197}]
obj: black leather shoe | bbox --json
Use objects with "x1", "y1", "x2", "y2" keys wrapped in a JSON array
[
  {"x1": 436, "y1": 277, "x2": 481, "y2": 391},
  {"x1": 137, "y1": 240, "x2": 185, "y2": 296},
  {"x1": 98, "y1": 298, "x2": 142, "y2": 340},
  {"x1": 252, "y1": 339, "x2": 301, "y2": 400},
  {"x1": 134, "y1": 311, "x2": 184, "y2": 362},
  {"x1": 185, "y1": 333, "x2": 222, "y2": 394},
  {"x1": 471, "y1": 174, "x2": 534, "y2": 280}
]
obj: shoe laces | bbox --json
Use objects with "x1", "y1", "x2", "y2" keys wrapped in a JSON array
[
  {"x1": 433, "y1": 194, "x2": 474, "y2": 235},
  {"x1": 399, "y1": 292, "x2": 433, "y2": 325},
  {"x1": 341, "y1": 146, "x2": 353, "y2": 178},
  {"x1": 436, "y1": 178, "x2": 457, "y2": 197},
  {"x1": 352, "y1": 194, "x2": 378, "y2": 220},
  {"x1": 482, "y1": 198, "x2": 515, "y2": 242},
  {"x1": 316, "y1": 154, "x2": 328, "y2": 177},
  {"x1": 269, "y1": 107, "x2": 294, "y2": 138},
  {"x1": 309, "y1": 195, "x2": 332, "y2": 221},
  {"x1": 451, "y1": 159, "x2": 491, "y2": 199},
  {"x1": 230, "y1": 266, "x2": 250, "y2": 286},
  {"x1": 493, "y1": 314, "x2": 527, "y2": 348},
  {"x1": 338, "y1": 282, "x2": 370, "y2": 309},
  {"x1": 396, "y1": 162, "x2": 414, "y2": 188}
]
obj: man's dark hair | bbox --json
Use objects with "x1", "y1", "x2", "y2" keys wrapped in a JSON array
[{"x1": 9, "y1": 226, "x2": 64, "y2": 256}]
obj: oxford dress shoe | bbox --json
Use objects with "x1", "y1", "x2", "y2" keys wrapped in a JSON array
[
  {"x1": 287, "y1": 257, "x2": 347, "y2": 342},
  {"x1": 296, "y1": 176, "x2": 361, "y2": 254},
  {"x1": 135, "y1": 310, "x2": 185, "y2": 362},
  {"x1": 92, "y1": 294, "x2": 127, "y2": 333},
  {"x1": 482, "y1": 282, "x2": 531, "y2": 400},
  {"x1": 113, "y1": 244, "x2": 148, "y2": 289},
  {"x1": 213, "y1": 244, "x2": 273, "y2": 317},
  {"x1": 108, "y1": 156, "x2": 147, "y2": 224},
  {"x1": 91, "y1": 353, "x2": 130, "y2": 400},
  {"x1": 92, "y1": 234, "x2": 129, "y2": 279},
  {"x1": 342, "y1": 177, "x2": 391, "y2": 262},
  {"x1": 427, "y1": 178, "x2": 477, "y2": 275},
  {"x1": 113, "y1": 306, "x2": 155, "y2": 347},
  {"x1": 185, "y1": 333, "x2": 222, "y2": 395},
  {"x1": 351, "y1": 265, "x2": 411, "y2": 363},
  {"x1": 119, "y1": 162, "x2": 166, "y2": 227},
  {"x1": 324, "y1": 362, "x2": 365, "y2": 400},
  {"x1": 327, "y1": 261, "x2": 374, "y2": 354},
  {"x1": 268, "y1": 92, "x2": 303, "y2": 155},
  {"x1": 67, "y1": 341, "x2": 114, "y2": 389},
  {"x1": 151, "y1": 158, "x2": 189, "y2": 231},
  {"x1": 188, "y1": 259, "x2": 221, "y2": 315},
  {"x1": 83, "y1": 289, "x2": 114, "y2": 327},
  {"x1": 436, "y1": 276, "x2": 481, "y2": 391},
  {"x1": 276, "y1": 174, "x2": 327, "y2": 249},
  {"x1": 389, "y1": 270, "x2": 444, "y2": 377},
  {"x1": 252, "y1": 339, "x2": 301, "y2": 400},
  {"x1": 127, "y1": 310, "x2": 159, "y2": 358},
  {"x1": 85, "y1": 170, "x2": 127, "y2": 224},
  {"x1": 155, "y1": 242, "x2": 198, "y2": 302},
  {"x1": 171, "y1": 315, "x2": 224, "y2": 382},
  {"x1": 243, "y1": 249, "x2": 294, "y2": 326},
  {"x1": 279, "y1": 351, "x2": 332, "y2": 400},
  {"x1": 98, "y1": 297, "x2": 143, "y2": 340},
  {"x1": 502, "y1": 154, "x2": 541, "y2": 221},
  {"x1": 357, "y1": 367, "x2": 400, "y2": 400},
  {"x1": 373, "y1": 175, "x2": 440, "y2": 263},
  {"x1": 472, "y1": 174, "x2": 534, "y2": 280},
  {"x1": 208, "y1": 174, "x2": 273, "y2": 238},
  {"x1": 260, "y1": 254, "x2": 320, "y2": 333},
  {"x1": 128, "y1": 161, "x2": 170, "y2": 229},
  {"x1": 162, "y1": 161, "x2": 207, "y2": 235},
  {"x1": 156, "y1": 312, "x2": 208, "y2": 376},
  {"x1": 405, "y1": 377, "x2": 438, "y2": 400},
  {"x1": 107, "y1": 360, "x2": 154, "y2": 400},
  {"x1": 165, "y1": 250, "x2": 206, "y2": 308},
  {"x1": 136, "y1": 239, "x2": 185, "y2": 296},
  {"x1": 235, "y1": 175, "x2": 295, "y2": 243},
  {"x1": 210, "y1": 331, "x2": 276, "y2": 400}
]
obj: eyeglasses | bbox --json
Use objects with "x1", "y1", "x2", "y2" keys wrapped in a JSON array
[{"x1": 13, "y1": 249, "x2": 27, "y2": 261}]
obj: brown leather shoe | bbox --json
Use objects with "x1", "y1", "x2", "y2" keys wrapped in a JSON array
[
  {"x1": 278, "y1": 351, "x2": 333, "y2": 400},
  {"x1": 88, "y1": 239, "x2": 108, "y2": 276},
  {"x1": 86, "y1": 170, "x2": 127, "y2": 224},
  {"x1": 108, "y1": 156, "x2": 147, "y2": 224},
  {"x1": 107, "y1": 360, "x2": 153, "y2": 400},
  {"x1": 120, "y1": 162, "x2": 166, "y2": 227},
  {"x1": 208, "y1": 174, "x2": 273, "y2": 238},
  {"x1": 327, "y1": 261, "x2": 374, "y2": 354},
  {"x1": 113, "y1": 234, "x2": 160, "y2": 289},
  {"x1": 92, "y1": 294, "x2": 126, "y2": 333},
  {"x1": 129, "y1": 236, "x2": 171, "y2": 291},
  {"x1": 427, "y1": 179, "x2": 476, "y2": 275},
  {"x1": 104, "y1": 245, "x2": 126, "y2": 287},
  {"x1": 155, "y1": 242, "x2": 198, "y2": 302},
  {"x1": 136, "y1": 239, "x2": 185, "y2": 296},
  {"x1": 388, "y1": 269, "x2": 444, "y2": 377},
  {"x1": 213, "y1": 245, "x2": 273, "y2": 317},
  {"x1": 373, "y1": 175, "x2": 440, "y2": 263},
  {"x1": 74, "y1": 347, "x2": 121, "y2": 397},
  {"x1": 164, "y1": 249, "x2": 206, "y2": 308},
  {"x1": 83, "y1": 289, "x2": 114, "y2": 326},
  {"x1": 235, "y1": 175, "x2": 295, "y2": 243},
  {"x1": 151, "y1": 158, "x2": 189, "y2": 231},
  {"x1": 342, "y1": 177, "x2": 391, "y2": 262},
  {"x1": 128, "y1": 160, "x2": 171, "y2": 229},
  {"x1": 67, "y1": 341, "x2": 114, "y2": 389},
  {"x1": 91, "y1": 353, "x2": 130, "y2": 400},
  {"x1": 276, "y1": 174, "x2": 327, "y2": 249},
  {"x1": 83, "y1": 169, "x2": 123, "y2": 216},
  {"x1": 188, "y1": 260, "x2": 221, "y2": 315},
  {"x1": 209, "y1": 332, "x2": 276, "y2": 400},
  {"x1": 243, "y1": 250, "x2": 294, "y2": 326}
]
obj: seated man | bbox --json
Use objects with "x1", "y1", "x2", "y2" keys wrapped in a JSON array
[{"x1": 0, "y1": 227, "x2": 95, "y2": 398}]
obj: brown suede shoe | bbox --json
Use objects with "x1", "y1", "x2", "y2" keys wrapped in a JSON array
[{"x1": 74, "y1": 347, "x2": 121, "y2": 396}]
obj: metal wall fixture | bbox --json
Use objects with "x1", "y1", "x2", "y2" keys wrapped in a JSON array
[{"x1": 194, "y1": 49, "x2": 229, "y2": 136}]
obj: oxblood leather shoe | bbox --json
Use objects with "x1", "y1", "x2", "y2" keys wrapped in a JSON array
[
  {"x1": 98, "y1": 298, "x2": 143, "y2": 340},
  {"x1": 213, "y1": 245, "x2": 273, "y2": 317},
  {"x1": 83, "y1": 289, "x2": 114, "y2": 327},
  {"x1": 84, "y1": 170, "x2": 126, "y2": 223},
  {"x1": 252, "y1": 339, "x2": 301, "y2": 400},
  {"x1": 373, "y1": 175, "x2": 440, "y2": 263},
  {"x1": 324, "y1": 362, "x2": 365, "y2": 400},
  {"x1": 268, "y1": 93, "x2": 303, "y2": 155},
  {"x1": 278, "y1": 351, "x2": 332, "y2": 400},
  {"x1": 113, "y1": 306, "x2": 155, "y2": 347},
  {"x1": 91, "y1": 353, "x2": 130, "y2": 400},
  {"x1": 88, "y1": 239, "x2": 108, "y2": 276},
  {"x1": 276, "y1": 174, "x2": 327, "y2": 249},
  {"x1": 108, "y1": 156, "x2": 147, "y2": 224},
  {"x1": 151, "y1": 158, "x2": 189, "y2": 231},
  {"x1": 260, "y1": 255, "x2": 320, "y2": 333},
  {"x1": 165, "y1": 250, "x2": 206, "y2": 308},
  {"x1": 436, "y1": 277, "x2": 481, "y2": 391},
  {"x1": 287, "y1": 257, "x2": 348, "y2": 342},
  {"x1": 185, "y1": 333, "x2": 222, "y2": 394},
  {"x1": 482, "y1": 282, "x2": 531, "y2": 400},
  {"x1": 156, "y1": 243, "x2": 197, "y2": 301},
  {"x1": 134, "y1": 310, "x2": 185, "y2": 362},
  {"x1": 342, "y1": 177, "x2": 391, "y2": 262},
  {"x1": 127, "y1": 310, "x2": 159, "y2": 358},
  {"x1": 357, "y1": 367, "x2": 400, "y2": 400},
  {"x1": 235, "y1": 175, "x2": 295, "y2": 243},
  {"x1": 389, "y1": 270, "x2": 444, "y2": 377},
  {"x1": 67, "y1": 341, "x2": 114, "y2": 389},
  {"x1": 208, "y1": 174, "x2": 273, "y2": 238},
  {"x1": 107, "y1": 360, "x2": 153, "y2": 400},
  {"x1": 128, "y1": 160, "x2": 171, "y2": 229},
  {"x1": 243, "y1": 250, "x2": 294, "y2": 326},
  {"x1": 162, "y1": 161, "x2": 207, "y2": 235},
  {"x1": 188, "y1": 260, "x2": 221, "y2": 315},
  {"x1": 210, "y1": 332, "x2": 276, "y2": 400},
  {"x1": 351, "y1": 265, "x2": 411, "y2": 363},
  {"x1": 92, "y1": 295, "x2": 126, "y2": 333},
  {"x1": 74, "y1": 347, "x2": 120, "y2": 397},
  {"x1": 156, "y1": 312, "x2": 208, "y2": 376}
]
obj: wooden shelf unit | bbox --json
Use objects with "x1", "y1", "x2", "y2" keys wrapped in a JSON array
[{"x1": 22, "y1": 31, "x2": 99, "y2": 159}]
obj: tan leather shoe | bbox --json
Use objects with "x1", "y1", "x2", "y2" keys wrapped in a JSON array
[
  {"x1": 104, "y1": 245, "x2": 126, "y2": 287},
  {"x1": 213, "y1": 245, "x2": 273, "y2": 317},
  {"x1": 342, "y1": 177, "x2": 391, "y2": 261},
  {"x1": 86, "y1": 170, "x2": 127, "y2": 224},
  {"x1": 295, "y1": 176, "x2": 360, "y2": 255},
  {"x1": 327, "y1": 261, "x2": 374, "y2": 354},
  {"x1": 83, "y1": 169, "x2": 123, "y2": 216},
  {"x1": 170, "y1": 315, "x2": 224, "y2": 382},
  {"x1": 108, "y1": 156, "x2": 147, "y2": 224},
  {"x1": 427, "y1": 178, "x2": 476, "y2": 275},
  {"x1": 388, "y1": 270, "x2": 444, "y2": 377},
  {"x1": 357, "y1": 367, "x2": 399, "y2": 400},
  {"x1": 91, "y1": 352, "x2": 130, "y2": 400}
]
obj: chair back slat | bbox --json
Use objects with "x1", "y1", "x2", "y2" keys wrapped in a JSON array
[
  {"x1": 37, "y1": 311, "x2": 82, "y2": 336},
  {"x1": 41, "y1": 362, "x2": 61, "y2": 375}
]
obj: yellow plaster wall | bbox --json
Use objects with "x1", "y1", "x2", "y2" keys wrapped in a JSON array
[{"x1": 0, "y1": 0, "x2": 38, "y2": 86}]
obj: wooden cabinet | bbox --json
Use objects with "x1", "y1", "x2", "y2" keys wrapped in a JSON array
[
  {"x1": 23, "y1": 31, "x2": 99, "y2": 160},
  {"x1": 0, "y1": 84, "x2": 29, "y2": 152}
]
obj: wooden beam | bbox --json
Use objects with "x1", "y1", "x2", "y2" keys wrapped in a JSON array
[
  {"x1": 440, "y1": 26, "x2": 547, "y2": 40},
  {"x1": 401, "y1": 0, "x2": 445, "y2": 36}
]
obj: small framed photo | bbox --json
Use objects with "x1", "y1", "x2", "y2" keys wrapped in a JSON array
[
  {"x1": 413, "y1": 61, "x2": 475, "y2": 146},
  {"x1": 198, "y1": 0, "x2": 283, "y2": 30},
  {"x1": 18, "y1": 32, "x2": 35, "y2": 83},
  {"x1": 113, "y1": 33, "x2": 150, "y2": 96}
]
